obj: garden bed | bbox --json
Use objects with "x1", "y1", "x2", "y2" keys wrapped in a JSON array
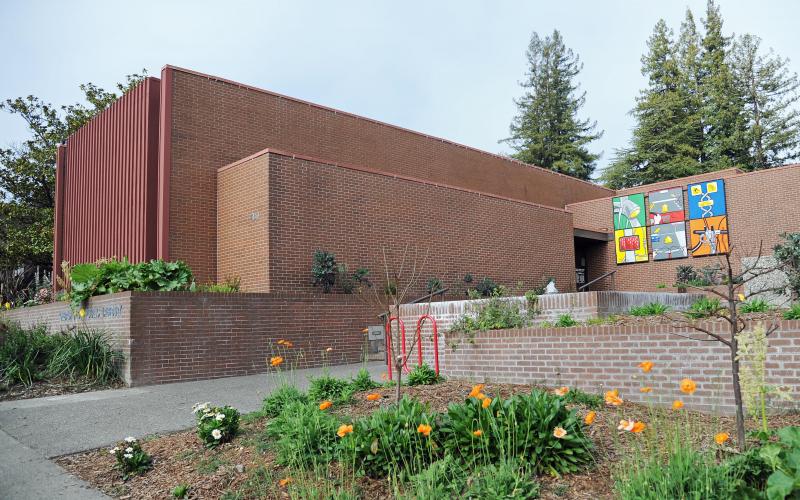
[
  {"x1": 0, "y1": 376, "x2": 122, "y2": 402},
  {"x1": 57, "y1": 379, "x2": 800, "y2": 499}
]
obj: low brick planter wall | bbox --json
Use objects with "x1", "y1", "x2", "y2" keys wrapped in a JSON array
[
  {"x1": 1, "y1": 292, "x2": 376, "y2": 386},
  {"x1": 416, "y1": 320, "x2": 800, "y2": 415}
]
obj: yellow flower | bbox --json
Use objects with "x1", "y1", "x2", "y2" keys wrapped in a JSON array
[
  {"x1": 3, "y1": 302, "x2": 10, "y2": 310},
  {"x1": 672, "y1": 400, "x2": 684, "y2": 410},
  {"x1": 738, "y1": 293, "x2": 746, "y2": 302},
  {"x1": 337, "y1": 424, "x2": 353, "y2": 438},
  {"x1": 638, "y1": 361, "x2": 654, "y2": 373},
  {"x1": 472, "y1": 429, "x2": 483, "y2": 437},
  {"x1": 640, "y1": 386, "x2": 653, "y2": 393},
  {"x1": 715, "y1": 432, "x2": 730, "y2": 445},
  {"x1": 366, "y1": 393, "x2": 381, "y2": 401},
  {"x1": 277, "y1": 339, "x2": 287, "y2": 345},
  {"x1": 584, "y1": 411, "x2": 596, "y2": 425},
  {"x1": 680, "y1": 378, "x2": 697, "y2": 395},
  {"x1": 319, "y1": 400, "x2": 332, "y2": 411},
  {"x1": 279, "y1": 477, "x2": 292, "y2": 487},
  {"x1": 79, "y1": 308, "x2": 86, "y2": 318},
  {"x1": 482, "y1": 397, "x2": 492, "y2": 409},
  {"x1": 554, "y1": 386, "x2": 570, "y2": 397},
  {"x1": 604, "y1": 389, "x2": 623, "y2": 406},
  {"x1": 553, "y1": 427, "x2": 567, "y2": 439},
  {"x1": 469, "y1": 384, "x2": 485, "y2": 398},
  {"x1": 417, "y1": 423, "x2": 432, "y2": 437},
  {"x1": 270, "y1": 356, "x2": 284, "y2": 367},
  {"x1": 362, "y1": 328, "x2": 369, "y2": 334}
]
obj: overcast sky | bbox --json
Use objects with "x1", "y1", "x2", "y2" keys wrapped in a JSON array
[{"x1": 1, "y1": 0, "x2": 798, "y2": 179}]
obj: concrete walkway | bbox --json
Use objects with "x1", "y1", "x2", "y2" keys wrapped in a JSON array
[{"x1": 0, "y1": 361, "x2": 384, "y2": 499}]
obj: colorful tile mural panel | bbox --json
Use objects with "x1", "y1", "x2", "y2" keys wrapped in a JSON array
[
  {"x1": 648, "y1": 187, "x2": 685, "y2": 224},
  {"x1": 650, "y1": 222, "x2": 688, "y2": 260},
  {"x1": 687, "y1": 179, "x2": 727, "y2": 219},
  {"x1": 615, "y1": 227, "x2": 649, "y2": 264},
  {"x1": 688, "y1": 216, "x2": 730, "y2": 256},
  {"x1": 612, "y1": 193, "x2": 646, "y2": 230}
]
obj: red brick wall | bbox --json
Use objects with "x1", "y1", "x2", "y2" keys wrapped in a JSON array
[
  {"x1": 567, "y1": 165, "x2": 800, "y2": 291},
  {"x1": 218, "y1": 150, "x2": 578, "y2": 295},
  {"x1": 217, "y1": 154, "x2": 270, "y2": 292},
  {"x1": 167, "y1": 67, "x2": 611, "y2": 283},
  {"x1": 439, "y1": 321, "x2": 800, "y2": 415}
]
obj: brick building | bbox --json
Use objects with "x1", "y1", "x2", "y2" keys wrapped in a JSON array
[{"x1": 54, "y1": 65, "x2": 800, "y2": 296}]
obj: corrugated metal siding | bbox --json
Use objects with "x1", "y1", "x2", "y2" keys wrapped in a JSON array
[{"x1": 57, "y1": 77, "x2": 161, "y2": 268}]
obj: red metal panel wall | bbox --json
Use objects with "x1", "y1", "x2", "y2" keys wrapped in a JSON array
[{"x1": 55, "y1": 77, "x2": 161, "y2": 275}]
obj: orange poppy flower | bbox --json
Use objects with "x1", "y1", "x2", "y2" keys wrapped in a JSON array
[
  {"x1": 277, "y1": 339, "x2": 287, "y2": 345},
  {"x1": 283, "y1": 341, "x2": 293, "y2": 348},
  {"x1": 319, "y1": 400, "x2": 333, "y2": 411},
  {"x1": 473, "y1": 429, "x2": 483, "y2": 437},
  {"x1": 584, "y1": 411, "x2": 596, "y2": 425},
  {"x1": 482, "y1": 397, "x2": 492, "y2": 409},
  {"x1": 605, "y1": 389, "x2": 623, "y2": 406},
  {"x1": 337, "y1": 424, "x2": 353, "y2": 438},
  {"x1": 554, "y1": 386, "x2": 570, "y2": 397},
  {"x1": 672, "y1": 400, "x2": 684, "y2": 410},
  {"x1": 640, "y1": 387, "x2": 653, "y2": 393},
  {"x1": 680, "y1": 378, "x2": 697, "y2": 395},
  {"x1": 270, "y1": 356, "x2": 284, "y2": 367},
  {"x1": 469, "y1": 384, "x2": 485, "y2": 398},
  {"x1": 279, "y1": 477, "x2": 292, "y2": 487},
  {"x1": 380, "y1": 373, "x2": 389, "y2": 380},
  {"x1": 362, "y1": 328, "x2": 370, "y2": 333},
  {"x1": 553, "y1": 427, "x2": 567, "y2": 439},
  {"x1": 366, "y1": 393, "x2": 381, "y2": 401},
  {"x1": 638, "y1": 361, "x2": 654, "y2": 373},
  {"x1": 631, "y1": 421, "x2": 646, "y2": 433},
  {"x1": 417, "y1": 424, "x2": 432, "y2": 437},
  {"x1": 715, "y1": 432, "x2": 730, "y2": 445}
]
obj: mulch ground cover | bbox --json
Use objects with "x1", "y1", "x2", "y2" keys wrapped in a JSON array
[
  {"x1": 0, "y1": 377, "x2": 122, "y2": 402},
  {"x1": 57, "y1": 379, "x2": 800, "y2": 499}
]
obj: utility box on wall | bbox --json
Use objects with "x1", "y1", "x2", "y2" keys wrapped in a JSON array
[{"x1": 367, "y1": 325, "x2": 385, "y2": 361}]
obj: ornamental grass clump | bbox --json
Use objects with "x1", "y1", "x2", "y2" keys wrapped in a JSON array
[
  {"x1": 628, "y1": 302, "x2": 670, "y2": 317},
  {"x1": 266, "y1": 400, "x2": 341, "y2": 468},
  {"x1": 109, "y1": 436, "x2": 152, "y2": 480},
  {"x1": 193, "y1": 402, "x2": 240, "y2": 447},
  {"x1": 261, "y1": 384, "x2": 308, "y2": 417},
  {"x1": 308, "y1": 374, "x2": 355, "y2": 404}
]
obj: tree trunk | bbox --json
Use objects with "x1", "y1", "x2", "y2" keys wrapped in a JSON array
[
  {"x1": 393, "y1": 302, "x2": 402, "y2": 402},
  {"x1": 728, "y1": 265, "x2": 747, "y2": 448}
]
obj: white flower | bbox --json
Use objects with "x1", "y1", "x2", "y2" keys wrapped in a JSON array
[
  {"x1": 125, "y1": 447, "x2": 133, "y2": 453},
  {"x1": 212, "y1": 429, "x2": 222, "y2": 440},
  {"x1": 124, "y1": 436, "x2": 136, "y2": 443},
  {"x1": 215, "y1": 413, "x2": 225, "y2": 421},
  {"x1": 109, "y1": 448, "x2": 118, "y2": 455},
  {"x1": 123, "y1": 453, "x2": 133, "y2": 459}
]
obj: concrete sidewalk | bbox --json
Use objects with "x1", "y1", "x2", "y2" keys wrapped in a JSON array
[{"x1": 0, "y1": 361, "x2": 383, "y2": 499}]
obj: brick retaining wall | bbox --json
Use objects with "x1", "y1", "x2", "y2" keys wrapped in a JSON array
[{"x1": 1, "y1": 292, "x2": 376, "y2": 386}]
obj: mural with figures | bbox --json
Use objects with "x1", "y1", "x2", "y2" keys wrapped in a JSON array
[
  {"x1": 687, "y1": 179, "x2": 730, "y2": 256},
  {"x1": 613, "y1": 193, "x2": 648, "y2": 264},
  {"x1": 648, "y1": 187, "x2": 685, "y2": 224}
]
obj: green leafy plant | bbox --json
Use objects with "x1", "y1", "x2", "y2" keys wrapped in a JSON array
[
  {"x1": 426, "y1": 277, "x2": 444, "y2": 294},
  {"x1": 404, "y1": 455, "x2": 466, "y2": 498},
  {"x1": 47, "y1": 329, "x2": 123, "y2": 383},
  {"x1": 350, "y1": 367, "x2": 379, "y2": 392},
  {"x1": 555, "y1": 314, "x2": 579, "y2": 327},
  {"x1": 675, "y1": 265, "x2": 698, "y2": 291},
  {"x1": 192, "y1": 402, "x2": 240, "y2": 448},
  {"x1": 560, "y1": 387, "x2": 603, "y2": 409},
  {"x1": 109, "y1": 436, "x2": 152, "y2": 480},
  {"x1": 774, "y1": 232, "x2": 800, "y2": 299},
  {"x1": 311, "y1": 250, "x2": 338, "y2": 293},
  {"x1": 308, "y1": 374, "x2": 354, "y2": 404},
  {"x1": 336, "y1": 263, "x2": 370, "y2": 294},
  {"x1": 466, "y1": 461, "x2": 540, "y2": 499},
  {"x1": 171, "y1": 484, "x2": 190, "y2": 498},
  {"x1": 450, "y1": 291, "x2": 529, "y2": 335},
  {"x1": 266, "y1": 401, "x2": 341, "y2": 468},
  {"x1": 0, "y1": 323, "x2": 58, "y2": 386},
  {"x1": 407, "y1": 363, "x2": 441, "y2": 386},
  {"x1": 629, "y1": 302, "x2": 670, "y2": 317},
  {"x1": 474, "y1": 277, "x2": 500, "y2": 297},
  {"x1": 196, "y1": 276, "x2": 240, "y2": 293},
  {"x1": 262, "y1": 384, "x2": 308, "y2": 417},
  {"x1": 685, "y1": 297, "x2": 723, "y2": 319},
  {"x1": 656, "y1": 283, "x2": 667, "y2": 289},
  {"x1": 740, "y1": 298, "x2": 771, "y2": 313},
  {"x1": 783, "y1": 303, "x2": 800, "y2": 320},
  {"x1": 757, "y1": 426, "x2": 800, "y2": 499},
  {"x1": 442, "y1": 389, "x2": 593, "y2": 475}
]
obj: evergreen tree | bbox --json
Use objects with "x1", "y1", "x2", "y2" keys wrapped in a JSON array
[
  {"x1": 502, "y1": 30, "x2": 602, "y2": 180},
  {"x1": 731, "y1": 34, "x2": 800, "y2": 170}
]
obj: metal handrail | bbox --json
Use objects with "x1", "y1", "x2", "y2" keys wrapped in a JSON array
[
  {"x1": 377, "y1": 288, "x2": 449, "y2": 319},
  {"x1": 578, "y1": 270, "x2": 616, "y2": 292}
]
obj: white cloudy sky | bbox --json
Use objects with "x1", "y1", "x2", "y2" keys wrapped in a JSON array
[{"x1": 1, "y1": 0, "x2": 798, "y2": 179}]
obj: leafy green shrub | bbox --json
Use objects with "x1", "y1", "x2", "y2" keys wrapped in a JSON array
[
  {"x1": 783, "y1": 303, "x2": 800, "y2": 320},
  {"x1": 450, "y1": 292, "x2": 528, "y2": 335},
  {"x1": 675, "y1": 265, "x2": 698, "y2": 289},
  {"x1": 629, "y1": 302, "x2": 670, "y2": 317},
  {"x1": 311, "y1": 250, "x2": 338, "y2": 293},
  {"x1": 426, "y1": 277, "x2": 444, "y2": 294},
  {"x1": 336, "y1": 264, "x2": 370, "y2": 294},
  {"x1": 560, "y1": 387, "x2": 603, "y2": 409},
  {"x1": 171, "y1": 484, "x2": 190, "y2": 498},
  {"x1": 740, "y1": 298, "x2": 771, "y2": 314},
  {"x1": 47, "y1": 329, "x2": 123, "y2": 383},
  {"x1": 721, "y1": 446, "x2": 771, "y2": 493},
  {"x1": 69, "y1": 258, "x2": 194, "y2": 309},
  {"x1": 774, "y1": 232, "x2": 800, "y2": 299},
  {"x1": 615, "y1": 443, "x2": 743, "y2": 500},
  {"x1": 555, "y1": 314, "x2": 578, "y2": 327},
  {"x1": 407, "y1": 363, "x2": 441, "y2": 386},
  {"x1": 308, "y1": 374, "x2": 354, "y2": 404},
  {"x1": 756, "y1": 426, "x2": 800, "y2": 499},
  {"x1": 474, "y1": 277, "x2": 500, "y2": 297},
  {"x1": 656, "y1": 283, "x2": 667, "y2": 289},
  {"x1": 442, "y1": 389, "x2": 593, "y2": 475},
  {"x1": 266, "y1": 401, "x2": 341, "y2": 468},
  {"x1": 404, "y1": 456, "x2": 466, "y2": 498},
  {"x1": 196, "y1": 276, "x2": 240, "y2": 293},
  {"x1": 0, "y1": 323, "x2": 58, "y2": 386},
  {"x1": 350, "y1": 367, "x2": 379, "y2": 392},
  {"x1": 685, "y1": 297, "x2": 723, "y2": 319},
  {"x1": 109, "y1": 436, "x2": 152, "y2": 480},
  {"x1": 193, "y1": 403, "x2": 240, "y2": 448},
  {"x1": 262, "y1": 384, "x2": 308, "y2": 417},
  {"x1": 347, "y1": 396, "x2": 441, "y2": 477},
  {"x1": 466, "y1": 461, "x2": 540, "y2": 499}
]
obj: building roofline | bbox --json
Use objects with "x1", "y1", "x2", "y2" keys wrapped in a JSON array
[
  {"x1": 164, "y1": 64, "x2": 613, "y2": 195},
  {"x1": 218, "y1": 147, "x2": 572, "y2": 215}
]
